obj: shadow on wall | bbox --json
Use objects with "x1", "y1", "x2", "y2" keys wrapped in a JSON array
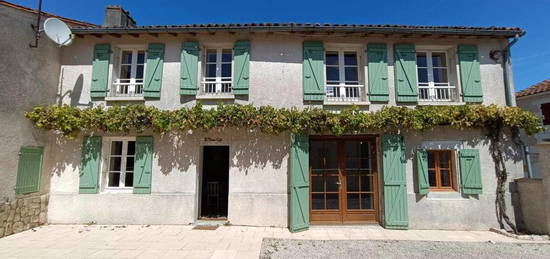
[
  {"x1": 58, "y1": 73, "x2": 92, "y2": 107},
  {"x1": 231, "y1": 130, "x2": 287, "y2": 175},
  {"x1": 51, "y1": 136, "x2": 81, "y2": 177},
  {"x1": 155, "y1": 130, "x2": 288, "y2": 176}
]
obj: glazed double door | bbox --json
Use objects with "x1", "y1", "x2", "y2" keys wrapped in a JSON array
[{"x1": 310, "y1": 137, "x2": 379, "y2": 224}]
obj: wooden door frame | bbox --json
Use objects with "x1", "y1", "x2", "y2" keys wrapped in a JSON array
[{"x1": 309, "y1": 135, "x2": 380, "y2": 224}]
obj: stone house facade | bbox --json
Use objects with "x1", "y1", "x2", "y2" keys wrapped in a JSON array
[{"x1": 3, "y1": 3, "x2": 530, "y2": 233}]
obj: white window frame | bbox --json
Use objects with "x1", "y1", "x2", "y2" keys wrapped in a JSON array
[
  {"x1": 202, "y1": 47, "x2": 233, "y2": 94},
  {"x1": 112, "y1": 46, "x2": 147, "y2": 98},
  {"x1": 101, "y1": 137, "x2": 136, "y2": 193},
  {"x1": 416, "y1": 50, "x2": 456, "y2": 102},
  {"x1": 324, "y1": 47, "x2": 364, "y2": 102}
]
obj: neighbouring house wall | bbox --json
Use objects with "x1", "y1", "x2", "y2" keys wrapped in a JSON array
[
  {"x1": 514, "y1": 178, "x2": 549, "y2": 234},
  {"x1": 0, "y1": 5, "x2": 60, "y2": 237},
  {"x1": 403, "y1": 128, "x2": 524, "y2": 230},
  {"x1": 516, "y1": 92, "x2": 550, "y2": 179},
  {"x1": 58, "y1": 34, "x2": 510, "y2": 111},
  {"x1": 47, "y1": 129, "x2": 289, "y2": 227}
]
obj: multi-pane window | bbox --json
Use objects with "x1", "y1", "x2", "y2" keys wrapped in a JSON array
[
  {"x1": 203, "y1": 48, "x2": 232, "y2": 94},
  {"x1": 107, "y1": 140, "x2": 136, "y2": 189},
  {"x1": 115, "y1": 49, "x2": 145, "y2": 97},
  {"x1": 325, "y1": 51, "x2": 361, "y2": 102},
  {"x1": 427, "y1": 150, "x2": 456, "y2": 191},
  {"x1": 417, "y1": 51, "x2": 455, "y2": 101}
]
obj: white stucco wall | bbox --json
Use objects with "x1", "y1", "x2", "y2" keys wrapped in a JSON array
[
  {"x1": 46, "y1": 32, "x2": 521, "y2": 229},
  {"x1": 48, "y1": 129, "x2": 289, "y2": 226},
  {"x1": 57, "y1": 33, "x2": 510, "y2": 110},
  {"x1": 402, "y1": 128, "x2": 524, "y2": 230}
]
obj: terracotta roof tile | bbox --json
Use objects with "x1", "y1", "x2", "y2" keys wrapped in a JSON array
[
  {"x1": 517, "y1": 79, "x2": 550, "y2": 98},
  {"x1": 0, "y1": 1, "x2": 97, "y2": 27}
]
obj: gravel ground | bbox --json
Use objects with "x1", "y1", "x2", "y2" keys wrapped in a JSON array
[{"x1": 260, "y1": 239, "x2": 550, "y2": 259}]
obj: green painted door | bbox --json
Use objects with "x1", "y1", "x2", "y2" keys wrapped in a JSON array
[
  {"x1": 289, "y1": 134, "x2": 310, "y2": 232},
  {"x1": 382, "y1": 134, "x2": 408, "y2": 229}
]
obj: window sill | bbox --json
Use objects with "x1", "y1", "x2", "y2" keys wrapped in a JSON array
[
  {"x1": 102, "y1": 187, "x2": 133, "y2": 194},
  {"x1": 425, "y1": 191, "x2": 465, "y2": 200},
  {"x1": 417, "y1": 101, "x2": 465, "y2": 106},
  {"x1": 105, "y1": 96, "x2": 145, "y2": 102},
  {"x1": 323, "y1": 101, "x2": 370, "y2": 106},
  {"x1": 196, "y1": 94, "x2": 235, "y2": 100}
]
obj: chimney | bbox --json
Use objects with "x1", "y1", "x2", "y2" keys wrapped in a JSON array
[{"x1": 103, "y1": 5, "x2": 136, "y2": 27}]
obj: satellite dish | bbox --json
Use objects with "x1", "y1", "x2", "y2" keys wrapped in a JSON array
[{"x1": 43, "y1": 18, "x2": 73, "y2": 46}]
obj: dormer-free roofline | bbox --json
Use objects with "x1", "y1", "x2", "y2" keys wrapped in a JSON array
[{"x1": 71, "y1": 23, "x2": 525, "y2": 38}]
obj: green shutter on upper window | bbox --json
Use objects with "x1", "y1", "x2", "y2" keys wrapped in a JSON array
[
  {"x1": 180, "y1": 42, "x2": 199, "y2": 95},
  {"x1": 459, "y1": 149, "x2": 483, "y2": 194},
  {"x1": 15, "y1": 146, "x2": 44, "y2": 195},
  {"x1": 458, "y1": 45, "x2": 483, "y2": 103},
  {"x1": 233, "y1": 40, "x2": 250, "y2": 95},
  {"x1": 289, "y1": 134, "x2": 309, "y2": 232},
  {"x1": 416, "y1": 149, "x2": 429, "y2": 195},
  {"x1": 303, "y1": 41, "x2": 325, "y2": 101},
  {"x1": 382, "y1": 134, "x2": 408, "y2": 229},
  {"x1": 394, "y1": 44, "x2": 418, "y2": 103},
  {"x1": 367, "y1": 43, "x2": 389, "y2": 102},
  {"x1": 143, "y1": 43, "x2": 165, "y2": 98},
  {"x1": 133, "y1": 136, "x2": 153, "y2": 194},
  {"x1": 90, "y1": 44, "x2": 110, "y2": 98},
  {"x1": 79, "y1": 136, "x2": 101, "y2": 194}
]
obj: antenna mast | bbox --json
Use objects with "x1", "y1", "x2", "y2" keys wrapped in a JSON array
[{"x1": 29, "y1": 0, "x2": 43, "y2": 48}]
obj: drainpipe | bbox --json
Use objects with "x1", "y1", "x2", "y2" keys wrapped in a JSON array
[
  {"x1": 501, "y1": 33, "x2": 521, "y2": 107},
  {"x1": 501, "y1": 33, "x2": 534, "y2": 178}
]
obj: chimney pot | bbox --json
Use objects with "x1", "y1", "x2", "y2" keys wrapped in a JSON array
[{"x1": 103, "y1": 5, "x2": 136, "y2": 27}]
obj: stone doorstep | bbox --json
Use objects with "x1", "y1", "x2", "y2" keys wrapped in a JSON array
[{"x1": 490, "y1": 228, "x2": 550, "y2": 241}]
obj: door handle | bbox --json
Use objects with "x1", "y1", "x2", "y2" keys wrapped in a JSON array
[{"x1": 336, "y1": 181, "x2": 341, "y2": 185}]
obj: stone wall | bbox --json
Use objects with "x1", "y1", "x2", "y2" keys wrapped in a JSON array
[
  {"x1": 514, "y1": 178, "x2": 549, "y2": 234},
  {"x1": 0, "y1": 194, "x2": 49, "y2": 238}
]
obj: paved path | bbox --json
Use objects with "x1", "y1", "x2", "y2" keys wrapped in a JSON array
[{"x1": 0, "y1": 224, "x2": 546, "y2": 258}]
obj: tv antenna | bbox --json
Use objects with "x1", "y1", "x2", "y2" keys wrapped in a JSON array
[{"x1": 29, "y1": 0, "x2": 74, "y2": 48}]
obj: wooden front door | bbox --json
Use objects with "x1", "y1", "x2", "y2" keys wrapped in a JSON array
[{"x1": 309, "y1": 136, "x2": 379, "y2": 224}]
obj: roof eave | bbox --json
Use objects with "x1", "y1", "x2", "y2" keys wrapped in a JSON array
[{"x1": 71, "y1": 26, "x2": 525, "y2": 38}]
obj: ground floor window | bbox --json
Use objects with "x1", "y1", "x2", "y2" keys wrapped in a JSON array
[
  {"x1": 107, "y1": 138, "x2": 136, "y2": 189},
  {"x1": 427, "y1": 150, "x2": 456, "y2": 191}
]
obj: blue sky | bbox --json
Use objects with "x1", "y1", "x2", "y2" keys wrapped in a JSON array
[{"x1": 10, "y1": 0, "x2": 550, "y2": 91}]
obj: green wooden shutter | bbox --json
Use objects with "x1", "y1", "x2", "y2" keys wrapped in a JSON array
[
  {"x1": 79, "y1": 136, "x2": 101, "y2": 194},
  {"x1": 15, "y1": 147, "x2": 44, "y2": 194},
  {"x1": 459, "y1": 149, "x2": 483, "y2": 194},
  {"x1": 394, "y1": 44, "x2": 418, "y2": 103},
  {"x1": 134, "y1": 136, "x2": 153, "y2": 194},
  {"x1": 367, "y1": 43, "x2": 389, "y2": 102},
  {"x1": 90, "y1": 44, "x2": 110, "y2": 98},
  {"x1": 382, "y1": 134, "x2": 408, "y2": 229},
  {"x1": 233, "y1": 40, "x2": 250, "y2": 95},
  {"x1": 143, "y1": 43, "x2": 165, "y2": 98},
  {"x1": 289, "y1": 134, "x2": 309, "y2": 232},
  {"x1": 458, "y1": 45, "x2": 483, "y2": 103},
  {"x1": 416, "y1": 149, "x2": 429, "y2": 195},
  {"x1": 180, "y1": 42, "x2": 200, "y2": 95},
  {"x1": 303, "y1": 41, "x2": 325, "y2": 101}
]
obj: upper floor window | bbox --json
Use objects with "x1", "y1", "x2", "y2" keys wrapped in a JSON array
[
  {"x1": 416, "y1": 51, "x2": 457, "y2": 102},
  {"x1": 325, "y1": 50, "x2": 362, "y2": 102},
  {"x1": 106, "y1": 139, "x2": 136, "y2": 190},
  {"x1": 203, "y1": 48, "x2": 233, "y2": 94},
  {"x1": 113, "y1": 48, "x2": 146, "y2": 97}
]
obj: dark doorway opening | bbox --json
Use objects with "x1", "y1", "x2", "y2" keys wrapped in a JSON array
[{"x1": 200, "y1": 146, "x2": 229, "y2": 219}]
